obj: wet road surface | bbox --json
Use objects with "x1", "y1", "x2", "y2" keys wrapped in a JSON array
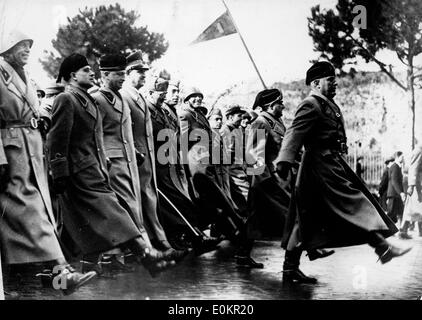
[{"x1": 4, "y1": 233, "x2": 422, "y2": 300}]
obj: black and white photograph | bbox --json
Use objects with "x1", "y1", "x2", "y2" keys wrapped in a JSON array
[{"x1": 0, "y1": 0, "x2": 421, "y2": 303}]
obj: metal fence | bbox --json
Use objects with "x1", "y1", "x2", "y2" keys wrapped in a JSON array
[{"x1": 344, "y1": 151, "x2": 385, "y2": 189}]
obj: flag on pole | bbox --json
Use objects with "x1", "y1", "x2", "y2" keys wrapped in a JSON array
[{"x1": 191, "y1": 10, "x2": 237, "y2": 45}]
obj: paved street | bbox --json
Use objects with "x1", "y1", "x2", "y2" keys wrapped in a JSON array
[{"x1": 4, "y1": 232, "x2": 422, "y2": 300}]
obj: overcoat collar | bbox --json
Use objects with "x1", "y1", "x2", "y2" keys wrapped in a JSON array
[
  {"x1": 67, "y1": 85, "x2": 98, "y2": 119},
  {"x1": 121, "y1": 84, "x2": 147, "y2": 114},
  {"x1": 185, "y1": 104, "x2": 210, "y2": 131},
  {"x1": 0, "y1": 59, "x2": 38, "y2": 112},
  {"x1": 100, "y1": 87, "x2": 123, "y2": 113},
  {"x1": 310, "y1": 89, "x2": 345, "y2": 126}
]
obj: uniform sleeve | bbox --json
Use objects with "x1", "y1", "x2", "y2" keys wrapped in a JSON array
[
  {"x1": 279, "y1": 102, "x2": 321, "y2": 163},
  {"x1": 47, "y1": 93, "x2": 75, "y2": 179},
  {"x1": 245, "y1": 119, "x2": 268, "y2": 169}
]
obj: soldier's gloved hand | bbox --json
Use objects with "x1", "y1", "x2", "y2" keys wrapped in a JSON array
[
  {"x1": 407, "y1": 185, "x2": 415, "y2": 196},
  {"x1": 0, "y1": 164, "x2": 10, "y2": 192},
  {"x1": 276, "y1": 161, "x2": 292, "y2": 180},
  {"x1": 53, "y1": 176, "x2": 69, "y2": 195},
  {"x1": 106, "y1": 158, "x2": 112, "y2": 171},
  {"x1": 135, "y1": 151, "x2": 145, "y2": 167}
]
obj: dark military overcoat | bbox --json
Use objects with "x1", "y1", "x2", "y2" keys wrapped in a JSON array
[
  {"x1": 120, "y1": 85, "x2": 168, "y2": 242},
  {"x1": 280, "y1": 90, "x2": 397, "y2": 250},
  {"x1": 48, "y1": 85, "x2": 141, "y2": 254},
  {"x1": 245, "y1": 111, "x2": 291, "y2": 238},
  {"x1": 150, "y1": 102, "x2": 200, "y2": 235}
]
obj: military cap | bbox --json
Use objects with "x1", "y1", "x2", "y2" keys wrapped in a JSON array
[
  {"x1": 208, "y1": 108, "x2": 222, "y2": 118},
  {"x1": 184, "y1": 87, "x2": 204, "y2": 103},
  {"x1": 99, "y1": 54, "x2": 126, "y2": 71},
  {"x1": 168, "y1": 79, "x2": 181, "y2": 89},
  {"x1": 251, "y1": 88, "x2": 283, "y2": 110},
  {"x1": 305, "y1": 61, "x2": 335, "y2": 85},
  {"x1": 126, "y1": 50, "x2": 149, "y2": 71},
  {"x1": 57, "y1": 53, "x2": 89, "y2": 83},
  {"x1": 225, "y1": 104, "x2": 246, "y2": 117},
  {"x1": 146, "y1": 76, "x2": 169, "y2": 92},
  {"x1": 0, "y1": 29, "x2": 33, "y2": 55}
]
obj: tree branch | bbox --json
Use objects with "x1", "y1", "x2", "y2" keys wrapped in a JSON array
[{"x1": 346, "y1": 33, "x2": 407, "y2": 91}]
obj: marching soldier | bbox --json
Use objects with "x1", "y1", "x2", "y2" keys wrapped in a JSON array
[
  {"x1": 48, "y1": 53, "x2": 171, "y2": 278},
  {"x1": 220, "y1": 105, "x2": 249, "y2": 214},
  {"x1": 239, "y1": 89, "x2": 290, "y2": 268},
  {"x1": 278, "y1": 61, "x2": 411, "y2": 283},
  {"x1": 0, "y1": 31, "x2": 95, "y2": 294},
  {"x1": 120, "y1": 51, "x2": 181, "y2": 257},
  {"x1": 179, "y1": 88, "x2": 243, "y2": 242},
  {"x1": 147, "y1": 78, "x2": 218, "y2": 254},
  {"x1": 93, "y1": 54, "x2": 179, "y2": 269},
  {"x1": 210, "y1": 108, "x2": 232, "y2": 199}
]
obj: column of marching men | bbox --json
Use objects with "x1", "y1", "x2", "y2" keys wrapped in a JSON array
[{"x1": 0, "y1": 29, "x2": 418, "y2": 299}]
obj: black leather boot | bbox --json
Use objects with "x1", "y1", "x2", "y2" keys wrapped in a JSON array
[
  {"x1": 283, "y1": 249, "x2": 317, "y2": 284},
  {"x1": 375, "y1": 244, "x2": 412, "y2": 264},
  {"x1": 235, "y1": 256, "x2": 264, "y2": 269},
  {"x1": 192, "y1": 235, "x2": 220, "y2": 256},
  {"x1": 306, "y1": 249, "x2": 335, "y2": 261}
]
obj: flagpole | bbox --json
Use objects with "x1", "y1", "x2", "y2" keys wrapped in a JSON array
[
  {"x1": 221, "y1": 0, "x2": 267, "y2": 89},
  {"x1": 0, "y1": 253, "x2": 4, "y2": 300}
]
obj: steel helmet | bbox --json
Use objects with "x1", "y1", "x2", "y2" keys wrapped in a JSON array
[
  {"x1": 183, "y1": 87, "x2": 204, "y2": 103},
  {"x1": 0, "y1": 29, "x2": 33, "y2": 55}
]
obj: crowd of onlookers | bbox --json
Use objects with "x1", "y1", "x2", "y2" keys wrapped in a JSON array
[{"x1": 378, "y1": 148, "x2": 422, "y2": 239}]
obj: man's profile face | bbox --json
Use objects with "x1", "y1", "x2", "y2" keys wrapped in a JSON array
[
  {"x1": 150, "y1": 90, "x2": 167, "y2": 107},
  {"x1": 10, "y1": 40, "x2": 32, "y2": 66},
  {"x1": 128, "y1": 69, "x2": 146, "y2": 89},
  {"x1": 209, "y1": 115, "x2": 222, "y2": 130},
  {"x1": 272, "y1": 101, "x2": 285, "y2": 119},
  {"x1": 229, "y1": 113, "x2": 243, "y2": 128},
  {"x1": 73, "y1": 65, "x2": 95, "y2": 89},
  {"x1": 318, "y1": 76, "x2": 337, "y2": 99},
  {"x1": 165, "y1": 85, "x2": 180, "y2": 106},
  {"x1": 106, "y1": 70, "x2": 125, "y2": 91}
]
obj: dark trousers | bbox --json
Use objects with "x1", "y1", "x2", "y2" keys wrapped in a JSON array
[{"x1": 387, "y1": 197, "x2": 404, "y2": 223}]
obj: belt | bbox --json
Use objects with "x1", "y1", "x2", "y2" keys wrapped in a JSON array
[
  {"x1": 0, "y1": 118, "x2": 39, "y2": 129},
  {"x1": 306, "y1": 141, "x2": 348, "y2": 155}
]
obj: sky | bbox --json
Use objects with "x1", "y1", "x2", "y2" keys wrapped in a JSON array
[{"x1": 1, "y1": 0, "x2": 407, "y2": 95}]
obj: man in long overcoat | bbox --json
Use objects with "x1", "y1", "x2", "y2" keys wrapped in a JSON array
[
  {"x1": 120, "y1": 51, "x2": 176, "y2": 255},
  {"x1": 93, "y1": 54, "x2": 162, "y2": 270},
  {"x1": 150, "y1": 79, "x2": 219, "y2": 254},
  {"x1": 0, "y1": 32, "x2": 95, "y2": 293},
  {"x1": 48, "y1": 54, "x2": 171, "y2": 278},
  {"x1": 277, "y1": 61, "x2": 410, "y2": 284},
  {"x1": 220, "y1": 105, "x2": 248, "y2": 214},
  {"x1": 179, "y1": 88, "x2": 243, "y2": 240}
]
